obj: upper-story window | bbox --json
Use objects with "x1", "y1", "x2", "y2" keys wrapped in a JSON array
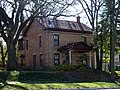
[
  {"x1": 54, "y1": 34, "x2": 59, "y2": 46},
  {"x1": 26, "y1": 39, "x2": 28, "y2": 50},
  {"x1": 81, "y1": 36, "x2": 86, "y2": 43},
  {"x1": 39, "y1": 36, "x2": 42, "y2": 47},
  {"x1": 18, "y1": 39, "x2": 24, "y2": 50}
]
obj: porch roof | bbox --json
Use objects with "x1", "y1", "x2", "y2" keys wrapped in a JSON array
[{"x1": 58, "y1": 42, "x2": 92, "y2": 52}]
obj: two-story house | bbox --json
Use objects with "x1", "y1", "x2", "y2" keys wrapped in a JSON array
[{"x1": 18, "y1": 16, "x2": 96, "y2": 70}]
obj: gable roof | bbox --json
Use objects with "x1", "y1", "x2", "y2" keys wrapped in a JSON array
[
  {"x1": 37, "y1": 17, "x2": 92, "y2": 32},
  {"x1": 23, "y1": 16, "x2": 92, "y2": 36}
]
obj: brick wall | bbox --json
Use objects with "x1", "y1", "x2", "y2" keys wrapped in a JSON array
[
  {"x1": 18, "y1": 20, "x2": 94, "y2": 69},
  {"x1": 47, "y1": 31, "x2": 93, "y2": 67}
]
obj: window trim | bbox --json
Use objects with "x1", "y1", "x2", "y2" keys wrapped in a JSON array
[{"x1": 53, "y1": 34, "x2": 59, "y2": 46}]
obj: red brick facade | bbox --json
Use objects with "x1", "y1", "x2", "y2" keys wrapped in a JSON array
[{"x1": 18, "y1": 17, "x2": 96, "y2": 70}]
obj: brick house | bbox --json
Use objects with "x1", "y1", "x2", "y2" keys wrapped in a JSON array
[{"x1": 18, "y1": 16, "x2": 96, "y2": 70}]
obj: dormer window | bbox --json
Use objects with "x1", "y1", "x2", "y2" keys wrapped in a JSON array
[{"x1": 49, "y1": 19, "x2": 53, "y2": 27}]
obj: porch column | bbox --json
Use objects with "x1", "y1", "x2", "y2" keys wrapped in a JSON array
[
  {"x1": 94, "y1": 51, "x2": 97, "y2": 69},
  {"x1": 69, "y1": 50, "x2": 72, "y2": 65},
  {"x1": 89, "y1": 52, "x2": 92, "y2": 68}
]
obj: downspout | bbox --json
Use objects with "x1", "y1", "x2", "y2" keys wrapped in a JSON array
[
  {"x1": 23, "y1": 36, "x2": 26, "y2": 66},
  {"x1": 69, "y1": 50, "x2": 72, "y2": 65}
]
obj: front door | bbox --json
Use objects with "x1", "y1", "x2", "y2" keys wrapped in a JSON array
[
  {"x1": 78, "y1": 53, "x2": 87, "y2": 66},
  {"x1": 33, "y1": 55, "x2": 36, "y2": 69}
]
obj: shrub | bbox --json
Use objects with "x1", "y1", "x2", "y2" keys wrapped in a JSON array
[
  {"x1": 54, "y1": 64, "x2": 86, "y2": 71},
  {"x1": 42, "y1": 67, "x2": 55, "y2": 71},
  {"x1": 7, "y1": 71, "x2": 20, "y2": 81}
]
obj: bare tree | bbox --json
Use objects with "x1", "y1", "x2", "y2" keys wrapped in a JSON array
[
  {"x1": 76, "y1": 0, "x2": 104, "y2": 70},
  {"x1": 0, "y1": 0, "x2": 74, "y2": 70}
]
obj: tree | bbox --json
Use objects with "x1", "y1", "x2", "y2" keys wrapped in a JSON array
[
  {"x1": 109, "y1": 0, "x2": 120, "y2": 82},
  {"x1": 0, "y1": 44, "x2": 7, "y2": 68},
  {"x1": 0, "y1": 0, "x2": 74, "y2": 70},
  {"x1": 101, "y1": 0, "x2": 120, "y2": 81},
  {"x1": 97, "y1": 18, "x2": 110, "y2": 70},
  {"x1": 76, "y1": 0, "x2": 104, "y2": 70}
]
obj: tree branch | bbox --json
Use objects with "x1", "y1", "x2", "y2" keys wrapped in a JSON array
[{"x1": 77, "y1": 0, "x2": 92, "y2": 25}]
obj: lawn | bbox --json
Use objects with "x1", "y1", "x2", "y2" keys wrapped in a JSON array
[
  {"x1": 116, "y1": 71, "x2": 120, "y2": 77},
  {"x1": 0, "y1": 70, "x2": 120, "y2": 89},
  {"x1": 0, "y1": 81, "x2": 120, "y2": 90}
]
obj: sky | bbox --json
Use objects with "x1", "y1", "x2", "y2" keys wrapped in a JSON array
[
  {"x1": 58, "y1": 0, "x2": 90, "y2": 27},
  {"x1": 1, "y1": 0, "x2": 91, "y2": 46},
  {"x1": 5, "y1": 0, "x2": 90, "y2": 26}
]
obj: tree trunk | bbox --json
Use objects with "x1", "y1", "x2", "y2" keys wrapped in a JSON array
[
  {"x1": 110, "y1": 0, "x2": 115, "y2": 82},
  {"x1": 99, "y1": 44, "x2": 103, "y2": 71},
  {"x1": 1, "y1": 44, "x2": 5, "y2": 68},
  {"x1": 99, "y1": 28, "x2": 104, "y2": 71},
  {"x1": 93, "y1": 27, "x2": 100, "y2": 70},
  {"x1": 7, "y1": 39, "x2": 17, "y2": 71},
  {"x1": 96, "y1": 48, "x2": 100, "y2": 70}
]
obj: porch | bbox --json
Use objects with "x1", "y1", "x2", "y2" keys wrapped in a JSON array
[{"x1": 58, "y1": 42, "x2": 96, "y2": 68}]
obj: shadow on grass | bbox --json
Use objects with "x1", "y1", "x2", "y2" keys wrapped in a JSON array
[
  {"x1": 0, "y1": 70, "x2": 120, "y2": 89},
  {"x1": 17, "y1": 70, "x2": 113, "y2": 84},
  {"x1": 0, "y1": 81, "x2": 29, "y2": 90},
  {"x1": 115, "y1": 81, "x2": 120, "y2": 86},
  {"x1": 0, "y1": 71, "x2": 29, "y2": 90}
]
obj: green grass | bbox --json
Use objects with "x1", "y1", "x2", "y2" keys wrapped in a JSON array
[
  {"x1": 115, "y1": 71, "x2": 120, "y2": 76},
  {"x1": 0, "y1": 82, "x2": 120, "y2": 90},
  {"x1": 0, "y1": 70, "x2": 120, "y2": 89}
]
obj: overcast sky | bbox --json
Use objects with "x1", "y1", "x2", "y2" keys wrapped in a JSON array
[{"x1": 58, "y1": 1, "x2": 90, "y2": 27}]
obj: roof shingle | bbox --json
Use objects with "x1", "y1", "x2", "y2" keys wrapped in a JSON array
[
  {"x1": 58, "y1": 42, "x2": 92, "y2": 52},
  {"x1": 37, "y1": 17, "x2": 92, "y2": 32}
]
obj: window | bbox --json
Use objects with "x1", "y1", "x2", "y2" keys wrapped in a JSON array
[
  {"x1": 54, "y1": 53, "x2": 60, "y2": 65},
  {"x1": 26, "y1": 40, "x2": 28, "y2": 50},
  {"x1": 81, "y1": 36, "x2": 86, "y2": 43},
  {"x1": 49, "y1": 19, "x2": 53, "y2": 27},
  {"x1": 39, "y1": 54, "x2": 43, "y2": 66},
  {"x1": 39, "y1": 36, "x2": 42, "y2": 47},
  {"x1": 23, "y1": 40, "x2": 25, "y2": 49},
  {"x1": 54, "y1": 34, "x2": 59, "y2": 46},
  {"x1": 18, "y1": 39, "x2": 24, "y2": 50}
]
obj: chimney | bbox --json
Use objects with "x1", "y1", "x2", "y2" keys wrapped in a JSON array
[
  {"x1": 76, "y1": 16, "x2": 80, "y2": 23},
  {"x1": 53, "y1": 16, "x2": 57, "y2": 20},
  {"x1": 53, "y1": 16, "x2": 58, "y2": 28}
]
